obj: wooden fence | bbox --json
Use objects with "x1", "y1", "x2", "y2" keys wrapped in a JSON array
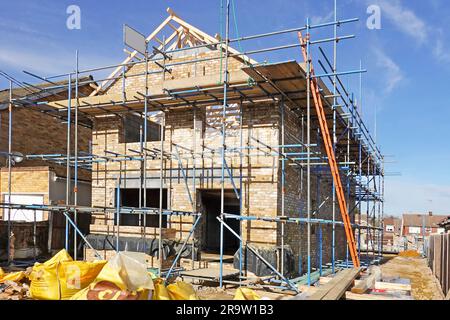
[{"x1": 427, "y1": 233, "x2": 449, "y2": 297}]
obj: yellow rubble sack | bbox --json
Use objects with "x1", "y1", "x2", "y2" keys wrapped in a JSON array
[
  {"x1": 43, "y1": 249, "x2": 73, "y2": 266},
  {"x1": 0, "y1": 267, "x2": 4, "y2": 279},
  {"x1": 153, "y1": 278, "x2": 170, "y2": 300},
  {"x1": 29, "y1": 249, "x2": 107, "y2": 300},
  {"x1": 29, "y1": 249, "x2": 74, "y2": 300},
  {"x1": 71, "y1": 252, "x2": 154, "y2": 300},
  {"x1": 233, "y1": 288, "x2": 261, "y2": 300},
  {"x1": 29, "y1": 262, "x2": 60, "y2": 300},
  {"x1": 59, "y1": 260, "x2": 107, "y2": 300},
  {"x1": 167, "y1": 281, "x2": 198, "y2": 300},
  {"x1": 0, "y1": 271, "x2": 26, "y2": 284}
]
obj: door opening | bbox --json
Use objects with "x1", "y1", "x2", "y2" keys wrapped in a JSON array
[{"x1": 199, "y1": 189, "x2": 240, "y2": 255}]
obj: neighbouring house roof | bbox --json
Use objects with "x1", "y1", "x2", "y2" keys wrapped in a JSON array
[
  {"x1": 384, "y1": 217, "x2": 396, "y2": 225},
  {"x1": 438, "y1": 217, "x2": 450, "y2": 228},
  {"x1": 0, "y1": 76, "x2": 96, "y2": 110},
  {"x1": 402, "y1": 213, "x2": 448, "y2": 228}
]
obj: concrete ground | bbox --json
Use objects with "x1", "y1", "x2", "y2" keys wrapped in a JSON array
[{"x1": 380, "y1": 255, "x2": 444, "y2": 300}]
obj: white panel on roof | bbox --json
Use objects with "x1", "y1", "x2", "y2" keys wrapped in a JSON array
[{"x1": 124, "y1": 24, "x2": 147, "y2": 55}]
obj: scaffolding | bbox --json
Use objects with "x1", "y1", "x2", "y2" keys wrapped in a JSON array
[{"x1": 0, "y1": 1, "x2": 384, "y2": 292}]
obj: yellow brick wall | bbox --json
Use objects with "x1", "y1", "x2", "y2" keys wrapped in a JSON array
[
  {"x1": 107, "y1": 49, "x2": 244, "y2": 95},
  {"x1": 0, "y1": 101, "x2": 92, "y2": 181},
  {"x1": 91, "y1": 102, "x2": 280, "y2": 246},
  {"x1": 89, "y1": 48, "x2": 356, "y2": 274},
  {"x1": 0, "y1": 167, "x2": 50, "y2": 220}
]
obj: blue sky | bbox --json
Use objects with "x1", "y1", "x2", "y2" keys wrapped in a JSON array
[{"x1": 0, "y1": 0, "x2": 449, "y2": 216}]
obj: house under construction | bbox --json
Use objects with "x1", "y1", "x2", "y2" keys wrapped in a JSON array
[{"x1": 0, "y1": 6, "x2": 384, "y2": 291}]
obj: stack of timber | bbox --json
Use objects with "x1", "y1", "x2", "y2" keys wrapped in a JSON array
[
  {"x1": 292, "y1": 266, "x2": 414, "y2": 300},
  {"x1": 350, "y1": 266, "x2": 382, "y2": 294},
  {"x1": 345, "y1": 266, "x2": 413, "y2": 300},
  {"x1": 291, "y1": 268, "x2": 361, "y2": 300}
]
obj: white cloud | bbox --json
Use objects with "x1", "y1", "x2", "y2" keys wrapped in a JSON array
[
  {"x1": 0, "y1": 47, "x2": 73, "y2": 76},
  {"x1": 373, "y1": 47, "x2": 404, "y2": 93},
  {"x1": 433, "y1": 30, "x2": 450, "y2": 63},
  {"x1": 311, "y1": 10, "x2": 334, "y2": 25},
  {"x1": 372, "y1": 1, "x2": 450, "y2": 65},
  {"x1": 376, "y1": 0, "x2": 428, "y2": 44},
  {"x1": 0, "y1": 44, "x2": 118, "y2": 81}
]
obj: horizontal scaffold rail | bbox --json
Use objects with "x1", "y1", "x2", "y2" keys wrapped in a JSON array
[
  {"x1": 222, "y1": 213, "x2": 382, "y2": 231},
  {"x1": 0, "y1": 203, "x2": 201, "y2": 217}
]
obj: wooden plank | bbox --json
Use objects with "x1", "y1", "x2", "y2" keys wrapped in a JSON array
[
  {"x1": 351, "y1": 266, "x2": 381, "y2": 294},
  {"x1": 170, "y1": 12, "x2": 258, "y2": 65},
  {"x1": 289, "y1": 286, "x2": 318, "y2": 300},
  {"x1": 307, "y1": 268, "x2": 361, "y2": 300},
  {"x1": 306, "y1": 271, "x2": 349, "y2": 300},
  {"x1": 48, "y1": 70, "x2": 250, "y2": 110},
  {"x1": 319, "y1": 276, "x2": 332, "y2": 284},
  {"x1": 320, "y1": 276, "x2": 363, "y2": 286},
  {"x1": 374, "y1": 281, "x2": 411, "y2": 292},
  {"x1": 345, "y1": 292, "x2": 402, "y2": 301},
  {"x1": 322, "y1": 268, "x2": 361, "y2": 300}
]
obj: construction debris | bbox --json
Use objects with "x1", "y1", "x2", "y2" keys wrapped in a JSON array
[
  {"x1": 351, "y1": 266, "x2": 381, "y2": 294},
  {"x1": 0, "y1": 280, "x2": 30, "y2": 300},
  {"x1": 289, "y1": 264, "x2": 418, "y2": 300}
]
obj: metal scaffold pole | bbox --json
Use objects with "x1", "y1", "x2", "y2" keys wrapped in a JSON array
[
  {"x1": 219, "y1": 0, "x2": 230, "y2": 289},
  {"x1": 65, "y1": 73, "x2": 72, "y2": 252},
  {"x1": 143, "y1": 43, "x2": 149, "y2": 253},
  {"x1": 346, "y1": 99, "x2": 351, "y2": 267},
  {"x1": 159, "y1": 114, "x2": 165, "y2": 274},
  {"x1": 366, "y1": 156, "x2": 370, "y2": 263},
  {"x1": 74, "y1": 50, "x2": 79, "y2": 260},
  {"x1": 238, "y1": 99, "x2": 243, "y2": 282},
  {"x1": 306, "y1": 17, "x2": 312, "y2": 286},
  {"x1": 116, "y1": 174, "x2": 121, "y2": 252},
  {"x1": 331, "y1": 0, "x2": 338, "y2": 274},
  {"x1": 191, "y1": 105, "x2": 196, "y2": 270},
  {"x1": 159, "y1": 35, "x2": 167, "y2": 275},
  {"x1": 281, "y1": 97, "x2": 285, "y2": 277},
  {"x1": 7, "y1": 80, "x2": 13, "y2": 265},
  {"x1": 381, "y1": 157, "x2": 385, "y2": 257},
  {"x1": 358, "y1": 59, "x2": 363, "y2": 260},
  {"x1": 358, "y1": 133, "x2": 362, "y2": 258}
]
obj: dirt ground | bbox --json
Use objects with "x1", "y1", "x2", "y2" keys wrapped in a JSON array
[{"x1": 380, "y1": 255, "x2": 444, "y2": 300}]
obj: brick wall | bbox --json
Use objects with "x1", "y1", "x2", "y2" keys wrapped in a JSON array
[
  {"x1": 0, "y1": 86, "x2": 93, "y2": 181},
  {"x1": 107, "y1": 48, "x2": 244, "y2": 95},
  {"x1": 0, "y1": 167, "x2": 50, "y2": 220},
  {"x1": 277, "y1": 103, "x2": 354, "y2": 273},
  {"x1": 89, "y1": 47, "x2": 358, "y2": 275},
  {"x1": 91, "y1": 102, "x2": 280, "y2": 245}
]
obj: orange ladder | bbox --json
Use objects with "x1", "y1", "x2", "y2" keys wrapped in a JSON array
[{"x1": 298, "y1": 31, "x2": 360, "y2": 267}]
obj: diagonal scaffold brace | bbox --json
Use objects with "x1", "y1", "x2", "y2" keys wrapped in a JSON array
[{"x1": 298, "y1": 31, "x2": 360, "y2": 268}]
